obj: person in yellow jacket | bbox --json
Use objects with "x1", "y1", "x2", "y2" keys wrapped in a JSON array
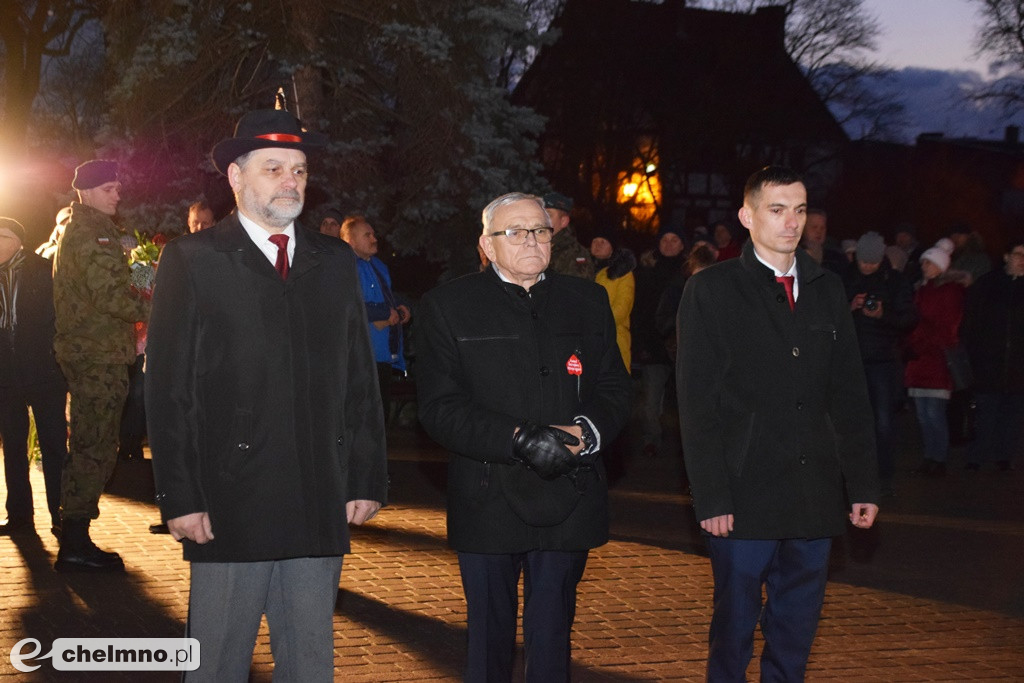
[{"x1": 590, "y1": 232, "x2": 636, "y2": 371}]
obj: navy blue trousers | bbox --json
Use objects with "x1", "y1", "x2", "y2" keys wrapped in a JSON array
[
  {"x1": 706, "y1": 536, "x2": 831, "y2": 682},
  {"x1": 458, "y1": 549, "x2": 588, "y2": 683}
]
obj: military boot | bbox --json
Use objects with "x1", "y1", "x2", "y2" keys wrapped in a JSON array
[{"x1": 54, "y1": 518, "x2": 125, "y2": 572}]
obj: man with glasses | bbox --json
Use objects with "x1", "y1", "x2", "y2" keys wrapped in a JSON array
[{"x1": 417, "y1": 192, "x2": 631, "y2": 682}]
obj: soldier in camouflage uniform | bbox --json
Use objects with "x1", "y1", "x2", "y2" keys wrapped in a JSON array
[
  {"x1": 543, "y1": 191, "x2": 595, "y2": 280},
  {"x1": 52, "y1": 159, "x2": 150, "y2": 572}
]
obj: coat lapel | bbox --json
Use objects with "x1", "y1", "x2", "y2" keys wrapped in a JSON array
[
  {"x1": 288, "y1": 226, "x2": 323, "y2": 281},
  {"x1": 213, "y1": 214, "x2": 322, "y2": 283},
  {"x1": 739, "y1": 241, "x2": 794, "y2": 329},
  {"x1": 213, "y1": 213, "x2": 281, "y2": 282}
]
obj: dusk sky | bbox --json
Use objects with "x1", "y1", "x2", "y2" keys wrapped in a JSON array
[{"x1": 865, "y1": 0, "x2": 986, "y2": 73}]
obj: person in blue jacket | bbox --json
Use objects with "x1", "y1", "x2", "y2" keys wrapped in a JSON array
[{"x1": 341, "y1": 214, "x2": 409, "y2": 420}]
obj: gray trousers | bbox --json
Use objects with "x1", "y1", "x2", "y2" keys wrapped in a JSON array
[{"x1": 184, "y1": 556, "x2": 344, "y2": 682}]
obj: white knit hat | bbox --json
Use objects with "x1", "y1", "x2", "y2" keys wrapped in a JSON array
[
  {"x1": 920, "y1": 246, "x2": 950, "y2": 272},
  {"x1": 934, "y1": 237, "x2": 955, "y2": 254}
]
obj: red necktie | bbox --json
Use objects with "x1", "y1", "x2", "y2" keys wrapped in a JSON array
[
  {"x1": 776, "y1": 275, "x2": 795, "y2": 311},
  {"x1": 269, "y1": 234, "x2": 289, "y2": 280}
]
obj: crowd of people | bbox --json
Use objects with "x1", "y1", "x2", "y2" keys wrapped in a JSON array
[
  {"x1": 586, "y1": 203, "x2": 1023, "y2": 499},
  {"x1": 0, "y1": 107, "x2": 1021, "y2": 682}
]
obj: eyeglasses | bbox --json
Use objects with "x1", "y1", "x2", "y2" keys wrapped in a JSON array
[{"x1": 487, "y1": 227, "x2": 554, "y2": 245}]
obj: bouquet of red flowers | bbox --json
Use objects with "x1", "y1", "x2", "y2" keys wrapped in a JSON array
[{"x1": 128, "y1": 231, "x2": 167, "y2": 354}]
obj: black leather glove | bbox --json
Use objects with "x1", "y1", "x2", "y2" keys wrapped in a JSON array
[{"x1": 512, "y1": 421, "x2": 581, "y2": 480}]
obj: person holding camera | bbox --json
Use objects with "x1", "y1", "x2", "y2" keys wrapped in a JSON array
[{"x1": 844, "y1": 231, "x2": 919, "y2": 495}]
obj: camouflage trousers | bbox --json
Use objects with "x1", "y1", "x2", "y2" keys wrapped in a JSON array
[{"x1": 58, "y1": 361, "x2": 129, "y2": 520}]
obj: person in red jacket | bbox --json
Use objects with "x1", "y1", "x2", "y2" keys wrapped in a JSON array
[{"x1": 904, "y1": 246, "x2": 967, "y2": 477}]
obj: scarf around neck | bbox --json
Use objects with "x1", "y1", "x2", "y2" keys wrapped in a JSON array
[{"x1": 0, "y1": 248, "x2": 26, "y2": 332}]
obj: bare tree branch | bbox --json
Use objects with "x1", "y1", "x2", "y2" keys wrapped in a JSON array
[{"x1": 970, "y1": 0, "x2": 1024, "y2": 114}]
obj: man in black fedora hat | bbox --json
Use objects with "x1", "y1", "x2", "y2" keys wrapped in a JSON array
[{"x1": 145, "y1": 108, "x2": 388, "y2": 680}]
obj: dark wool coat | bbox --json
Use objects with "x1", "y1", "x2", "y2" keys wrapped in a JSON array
[
  {"x1": 145, "y1": 215, "x2": 388, "y2": 562},
  {"x1": 416, "y1": 267, "x2": 632, "y2": 553},
  {"x1": 0, "y1": 251, "x2": 66, "y2": 388},
  {"x1": 841, "y1": 260, "x2": 919, "y2": 364},
  {"x1": 676, "y1": 242, "x2": 879, "y2": 539},
  {"x1": 632, "y1": 252, "x2": 685, "y2": 366},
  {"x1": 961, "y1": 268, "x2": 1024, "y2": 393}
]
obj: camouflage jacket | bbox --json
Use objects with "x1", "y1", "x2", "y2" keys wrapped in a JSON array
[
  {"x1": 548, "y1": 226, "x2": 595, "y2": 280},
  {"x1": 53, "y1": 202, "x2": 150, "y2": 364}
]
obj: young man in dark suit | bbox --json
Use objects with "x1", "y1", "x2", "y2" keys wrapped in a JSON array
[{"x1": 677, "y1": 166, "x2": 880, "y2": 681}]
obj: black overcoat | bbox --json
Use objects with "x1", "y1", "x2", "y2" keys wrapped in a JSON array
[
  {"x1": 0, "y1": 251, "x2": 66, "y2": 388},
  {"x1": 416, "y1": 267, "x2": 632, "y2": 553},
  {"x1": 677, "y1": 242, "x2": 879, "y2": 539},
  {"x1": 961, "y1": 267, "x2": 1024, "y2": 393},
  {"x1": 145, "y1": 215, "x2": 388, "y2": 562}
]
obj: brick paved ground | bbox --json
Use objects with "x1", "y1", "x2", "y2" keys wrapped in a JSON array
[{"x1": 1, "y1": 410, "x2": 1023, "y2": 681}]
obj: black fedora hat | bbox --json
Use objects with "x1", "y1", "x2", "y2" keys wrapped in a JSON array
[{"x1": 211, "y1": 109, "x2": 328, "y2": 175}]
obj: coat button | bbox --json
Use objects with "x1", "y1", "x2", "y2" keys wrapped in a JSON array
[
  {"x1": 337, "y1": 436, "x2": 344, "y2": 446},
  {"x1": 531, "y1": 310, "x2": 539, "y2": 319},
  {"x1": 792, "y1": 347, "x2": 800, "y2": 357},
  {"x1": 540, "y1": 366, "x2": 550, "y2": 376},
  {"x1": 796, "y1": 401, "x2": 803, "y2": 410},
  {"x1": 237, "y1": 442, "x2": 250, "y2": 451},
  {"x1": 799, "y1": 456, "x2": 807, "y2": 465},
  {"x1": 776, "y1": 294, "x2": 786, "y2": 304},
  {"x1": 155, "y1": 492, "x2": 166, "y2": 502}
]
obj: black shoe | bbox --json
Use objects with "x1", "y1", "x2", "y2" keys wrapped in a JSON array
[
  {"x1": 0, "y1": 516, "x2": 34, "y2": 535},
  {"x1": 55, "y1": 546, "x2": 125, "y2": 572},
  {"x1": 148, "y1": 522, "x2": 170, "y2": 534},
  {"x1": 54, "y1": 519, "x2": 125, "y2": 573}
]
